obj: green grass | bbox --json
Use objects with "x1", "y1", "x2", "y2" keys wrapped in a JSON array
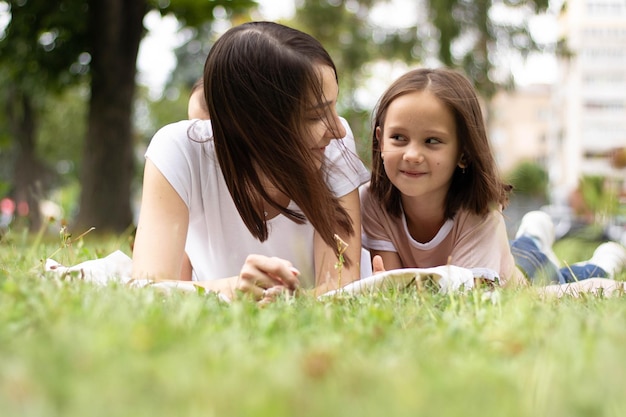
[{"x1": 1, "y1": 228, "x2": 625, "y2": 417}]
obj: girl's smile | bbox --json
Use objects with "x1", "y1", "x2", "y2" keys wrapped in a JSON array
[{"x1": 400, "y1": 169, "x2": 426, "y2": 178}]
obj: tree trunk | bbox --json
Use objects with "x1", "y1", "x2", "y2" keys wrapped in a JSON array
[
  {"x1": 6, "y1": 87, "x2": 50, "y2": 232},
  {"x1": 74, "y1": 0, "x2": 147, "y2": 233}
]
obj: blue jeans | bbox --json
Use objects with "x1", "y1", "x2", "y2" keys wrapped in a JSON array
[{"x1": 510, "y1": 236, "x2": 608, "y2": 284}]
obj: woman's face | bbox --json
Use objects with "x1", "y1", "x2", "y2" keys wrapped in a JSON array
[{"x1": 304, "y1": 65, "x2": 346, "y2": 167}]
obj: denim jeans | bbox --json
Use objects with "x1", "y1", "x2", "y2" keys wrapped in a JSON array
[{"x1": 510, "y1": 236, "x2": 608, "y2": 284}]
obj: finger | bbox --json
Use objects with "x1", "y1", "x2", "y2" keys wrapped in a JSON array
[
  {"x1": 236, "y1": 267, "x2": 268, "y2": 300},
  {"x1": 372, "y1": 255, "x2": 386, "y2": 274},
  {"x1": 234, "y1": 279, "x2": 266, "y2": 300},
  {"x1": 263, "y1": 285, "x2": 292, "y2": 299},
  {"x1": 258, "y1": 285, "x2": 295, "y2": 306},
  {"x1": 246, "y1": 255, "x2": 300, "y2": 290}
]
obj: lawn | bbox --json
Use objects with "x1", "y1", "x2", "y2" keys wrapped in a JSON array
[{"x1": 1, "y1": 227, "x2": 625, "y2": 417}]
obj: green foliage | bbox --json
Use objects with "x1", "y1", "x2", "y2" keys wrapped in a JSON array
[
  {"x1": 425, "y1": 0, "x2": 550, "y2": 97},
  {"x1": 578, "y1": 175, "x2": 621, "y2": 221},
  {"x1": 290, "y1": 0, "x2": 421, "y2": 110},
  {"x1": 37, "y1": 85, "x2": 88, "y2": 177},
  {"x1": 151, "y1": 0, "x2": 256, "y2": 27},
  {"x1": 134, "y1": 85, "x2": 190, "y2": 146},
  {"x1": 506, "y1": 160, "x2": 548, "y2": 199},
  {"x1": 1, "y1": 233, "x2": 625, "y2": 416},
  {"x1": 553, "y1": 235, "x2": 604, "y2": 266},
  {"x1": 0, "y1": 0, "x2": 90, "y2": 94}
]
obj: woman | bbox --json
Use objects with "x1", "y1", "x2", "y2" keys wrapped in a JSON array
[{"x1": 132, "y1": 22, "x2": 370, "y2": 302}]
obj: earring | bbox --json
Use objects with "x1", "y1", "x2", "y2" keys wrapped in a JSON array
[{"x1": 462, "y1": 167, "x2": 466, "y2": 174}]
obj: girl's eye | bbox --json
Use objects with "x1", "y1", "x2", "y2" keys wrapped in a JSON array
[
  {"x1": 390, "y1": 134, "x2": 407, "y2": 142},
  {"x1": 425, "y1": 137, "x2": 441, "y2": 144}
]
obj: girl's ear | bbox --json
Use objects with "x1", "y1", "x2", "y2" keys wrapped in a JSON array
[
  {"x1": 376, "y1": 126, "x2": 383, "y2": 153},
  {"x1": 457, "y1": 153, "x2": 468, "y2": 168}
]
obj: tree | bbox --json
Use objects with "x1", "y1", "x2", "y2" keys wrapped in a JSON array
[
  {"x1": 291, "y1": 0, "x2": 550, "y2": 101},
  {"x1": 426, "y1": 0, "x2": 550, "y2": 97},
  {"x1": 75, "y1": 0, "x2": 255, "y2": 233},
  {"x1": 282, "y1": 0, "x2": 549, "y2": 164},
  {"x1": 0, "y1": 0, "x2": 255, "y2": 233},
  {"x1": 0, "y1": 0, "x2": 90, "y2": 230}
]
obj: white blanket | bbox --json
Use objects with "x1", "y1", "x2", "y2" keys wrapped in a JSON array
[{"x1": 44, "y1": 250, "x2": 501, "y2": 301}]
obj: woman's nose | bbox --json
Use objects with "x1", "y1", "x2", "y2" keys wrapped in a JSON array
[{"x1": 325, "y1": 114, "x2": 346, "y2": 139}]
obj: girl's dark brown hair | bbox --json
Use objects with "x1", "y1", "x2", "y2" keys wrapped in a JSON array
[
  {"x1": 203, "y1": 21, "x2": 354, "y2": 258},
  {"x1": 370, "y1": 68, "x2": 511, "y2": 219}
]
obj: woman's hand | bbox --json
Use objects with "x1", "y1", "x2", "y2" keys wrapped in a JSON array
[{"x1": 234, "y1": 254, "x2": 300, "y2": 302}]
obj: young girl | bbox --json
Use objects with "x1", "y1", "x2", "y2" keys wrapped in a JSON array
[
  {"x1": 132, "y1": 22, "x2": 369, "y2": 301},
  {"x1": 361, "y1": 68, "x2": 626, "y2": 288}
]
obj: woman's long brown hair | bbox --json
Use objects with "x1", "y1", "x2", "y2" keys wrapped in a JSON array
[{"x1": 203, "y1": 22, "x2": 354, "y2": 262}]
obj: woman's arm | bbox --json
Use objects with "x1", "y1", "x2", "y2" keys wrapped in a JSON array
[
  {"x1": 312, "y1": 189, "x2": 363, "y2": 295},
  {"x1": 132, "y1": 160, "x2": 300, "y2": 301},
  {"x1": 132, "y1": 160, "x2": 190, "y2": 282}
]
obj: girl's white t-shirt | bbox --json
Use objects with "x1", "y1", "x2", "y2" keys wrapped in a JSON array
[{"x1": 144, "y1": 118, "x2": 369, "y2": 287}]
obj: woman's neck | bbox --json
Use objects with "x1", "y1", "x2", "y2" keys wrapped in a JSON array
[{"x1": 260, "y1": 177, "x2": 290, "y2": 219}]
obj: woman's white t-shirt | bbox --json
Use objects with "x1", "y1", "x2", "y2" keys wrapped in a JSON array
[{"x1": 144, "y1": 118, "x2": 369, "y2": 287}]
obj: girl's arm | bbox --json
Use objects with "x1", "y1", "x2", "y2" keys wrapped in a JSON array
[
  {"x1": 312, "y1": 189, "x2": 363, "y2": 295},
  {"x1": 132, "y1": 160, "x2": 299, "y2": 301}
]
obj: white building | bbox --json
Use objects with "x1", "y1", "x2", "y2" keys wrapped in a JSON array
[
  {"x1": 489, "y1": 84, "x2": 552, "y2": 175},
  {"x1": 551, "y1": 0, "x2": 626, "y2": 196}
]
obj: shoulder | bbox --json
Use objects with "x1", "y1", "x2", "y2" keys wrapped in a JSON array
[
  {"x1": 324, "y1": 120, "x2": 370, "y2": 197},
  {"x1": 454, "y1": 207, "x2": 505, "y2": 233},
  {"x1": 150, "y1": 120, "x2": 212, "y2": 147},
  {"x1": 359, "y1": 182, "x2": 376, "y2": 206},
  {"x1": 147, "y1": 120, "x2": 214, "y2": 159},
  {"x1": 456, "y1": 206, "x2": 503, "y2": 223},
  {"x1": 361, "y1": 182, "x2": 397, "y2": 226}
]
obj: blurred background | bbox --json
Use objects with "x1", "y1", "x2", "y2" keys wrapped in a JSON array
[{"x1": 0, "y1": 0, "x2": 624, "y2": 244}]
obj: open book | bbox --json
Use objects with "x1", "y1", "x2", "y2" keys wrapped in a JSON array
[{"x1": 319, "y1": 265, "x2": 500, "y2": 298}]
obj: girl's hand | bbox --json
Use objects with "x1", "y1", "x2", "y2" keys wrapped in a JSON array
[
  {"x1": 235, "y1": 254, "x2": 300, "y2": 302},
  {"x1": 372, "y1": 255, "x2": 387, "y2": 274}
]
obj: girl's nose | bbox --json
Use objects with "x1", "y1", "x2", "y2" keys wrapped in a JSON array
[{"x1": 403, "y1": 144, "x2": 424, "y2": 163}]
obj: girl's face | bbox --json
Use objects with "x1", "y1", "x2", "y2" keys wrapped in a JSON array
[
  {"x1": 304, "y1": 65, "x2": 346, "y2": 167},
  {"x1": 377, "y1": 90, "x2": 462, "y2": 205}
]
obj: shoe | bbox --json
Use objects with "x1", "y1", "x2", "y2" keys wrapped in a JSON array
[
  {"x1": 586, "y1": 241, "x2": 626, "y2": 278},
  {"x1": 515, "y1": 210, "x2": 560, "y2": 267}
]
